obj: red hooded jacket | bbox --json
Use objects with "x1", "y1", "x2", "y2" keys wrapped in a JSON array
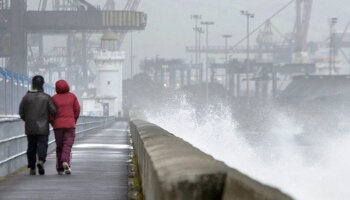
[{"x1": 52, "y1": 80, "x2": 80, "y2": 129}]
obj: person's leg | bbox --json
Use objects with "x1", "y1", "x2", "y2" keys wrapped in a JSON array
[
  {"x1": 54, "y1": 129, "x2": 65, "y2": 173},
  {"x1": 36, "y1": 135, "x2": 49, "y2": 162},
  {"x1": 36, "y1": 135, "x2": 49, "y2": 175},
  {"x1": 61, "y1": 128, "x2": 76, "y2": 164},
  {"x1": 62, "y1": 128, "x2": 75, "y2": 174},
  {"x1": 26, "y1": 135, "x2": 37, "y2": 174}
]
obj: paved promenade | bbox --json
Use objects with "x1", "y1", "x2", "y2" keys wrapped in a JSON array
[{"x1": 0, "y1": 121, "x2": 130, "y2": 200}]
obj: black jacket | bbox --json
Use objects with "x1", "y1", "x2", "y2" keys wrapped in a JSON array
[{"x1": 19, "y1": 90, "x2": 57, "y2": 135}]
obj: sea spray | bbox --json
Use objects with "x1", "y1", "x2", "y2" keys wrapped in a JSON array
[{"x1": 144, "y1": 95, "x2": 350, "y2": 199}]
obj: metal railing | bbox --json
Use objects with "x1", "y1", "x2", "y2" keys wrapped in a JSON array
[
  {"x1": 0, "y1": 67, "x2": 54, "y2": 116},
  {"x1": 0, "y1": 116, "x2": 115, "y2": 177}
]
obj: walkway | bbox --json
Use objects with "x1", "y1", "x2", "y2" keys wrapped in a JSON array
[{"x1": 0, "y1": 121, "x2": 130, "y2": 200}]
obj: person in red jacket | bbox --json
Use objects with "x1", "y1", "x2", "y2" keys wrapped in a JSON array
[{"x1": 52, "y1": 80, "x2": 80, "y2": 175}]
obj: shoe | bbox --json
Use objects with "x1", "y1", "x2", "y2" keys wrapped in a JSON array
[
  {"x1": 29, "y1": 168, "x2": 36, "y2": 175},
  {"x1": 57, "y1": 171, "x2": 64, "y2": 175},
  {"x1": 62, "y1": 162, "x2": 71, "y2": 175},
  {"x1": 37, "y1": 160, "x2": 45, "y2": 175}
]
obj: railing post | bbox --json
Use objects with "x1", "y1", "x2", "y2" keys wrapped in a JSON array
[
  {"x1": 16, "y1": 76, "x2": 19, "y2": 114},
  {"x1": 10, "y1": 73, "x2": 14, "y2": 115},
  {"x1": 4, "y1": 75, "x2": 7, "y2": 115}
]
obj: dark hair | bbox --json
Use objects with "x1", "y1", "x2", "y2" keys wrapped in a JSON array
[{"x1": 32, "y1": 75, "x2": 44, "y2": 91}]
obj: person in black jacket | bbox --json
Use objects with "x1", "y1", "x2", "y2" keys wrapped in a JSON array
[{"x1": 19, "y1": 75, "x2": 56, "y2": 175}]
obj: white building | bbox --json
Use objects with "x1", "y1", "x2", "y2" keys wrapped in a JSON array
[{"x1": 93, "y1": 31, "x2": 125, "y2": 117}]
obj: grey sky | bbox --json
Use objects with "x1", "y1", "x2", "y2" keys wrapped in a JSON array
[
  {"x1": 27, "y1": 0, "x2": 350, "y2": 73},
  {"x1": 123, "y1": 0, "x2": 350, "y2": 61}
]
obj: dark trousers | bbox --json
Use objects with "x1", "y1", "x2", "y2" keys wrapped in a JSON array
[
  {"x1": 54, "y1": 128, "x2": 75, "y2": 172},
  {"x1": 26, "y1": 135, "x2": 49, "y2": 169}
]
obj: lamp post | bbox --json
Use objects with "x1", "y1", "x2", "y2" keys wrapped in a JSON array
[
  {"x1": 191, "y1": 15, "x2": 202, "y2": 66},
  {"x1": 197, "y1": 27, "x2": 204, "y2": 66},
  {"x1": 240, "y1": 10, "x2": 254, "y2": 98},
  {"x1": 130, "y1": 30, "x2": 133, "y2": 80},
  {"x1": 328, "y1": 17, "x2": 337, "y2": 75},
  {"x1": 222, "y1": 34, "x2": 232, "y2": 90},
  {"x1": 193, "y1": 27, "x2": 204, "y2": 83},
  {"x1": 222, "y1": 34, "x2": 232, "y2": 64},
  {"x1": 201, "y1": 21, "x2": 215, "y2": 107}
]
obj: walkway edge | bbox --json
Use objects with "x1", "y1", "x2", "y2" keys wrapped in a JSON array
[{"x1": 130, "y1": 119, "x2": 293, "y2": 200}]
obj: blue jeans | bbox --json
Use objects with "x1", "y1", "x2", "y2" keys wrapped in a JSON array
[{"x1": 26, "y1": 135, "x2": 49, "y2": 169}]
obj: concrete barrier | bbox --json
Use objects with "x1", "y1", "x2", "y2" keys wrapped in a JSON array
[
  {"x1": 0, "y1": 116, "x2": 115, "y2": 178},
  {"x1": 130, "y1": 120, "x2": 293, "y2": 200}
]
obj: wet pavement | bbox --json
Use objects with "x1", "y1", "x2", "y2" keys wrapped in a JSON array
[{"x1": 0, "y1": 121, "x2": 130, "y2": 200}]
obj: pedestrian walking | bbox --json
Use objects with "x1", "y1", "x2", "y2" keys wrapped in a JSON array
[
  {"x1": 51, "y1": 80, "x2": 80, "y2": 175},
  {"x1": 19, "y1": 75, "x2": 57, "y2": 175}
]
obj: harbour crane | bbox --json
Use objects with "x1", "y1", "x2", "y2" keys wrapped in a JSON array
[
  {"x1": 186, "y1": 0, "x2": 314, "y2": 61},
  {"x1": 294, "y1": 0, "x2": 313, "y2": 52},
  {"x1": 117, "y1": 0, "x2": 142, "y2": 49}
]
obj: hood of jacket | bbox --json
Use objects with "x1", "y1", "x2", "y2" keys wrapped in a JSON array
[{"x1": 55, "y1": 80, "x2": 70, "y2": 94}]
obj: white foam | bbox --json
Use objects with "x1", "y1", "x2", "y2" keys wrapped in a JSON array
[{"x1": 144, "y1": 96, "x2": 350, "y2": 200}]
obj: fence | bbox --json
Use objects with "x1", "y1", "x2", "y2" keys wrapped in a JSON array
[
  {"x1": 0, "y1": 67, "x2": 54, "y2": 116},
  {"x1": 0, "y1": 116, "x2": 115, "y2": 177}
]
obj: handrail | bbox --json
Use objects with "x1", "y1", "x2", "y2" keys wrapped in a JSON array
[
  {"x1": 0, "y1": 135, "x2": 26, "y2": 144},
  {"x1": 0, "y1": 67, "x2": 54, "y2": 115},
  {"x1": 0, "y1": 116, "x2": 115, "y2": 177},
  {"x1": 0, "y1": 121, "x2": 106, "y2": 145},
  {"x1": 0, "y1": 151, "x2": 27, "y2": 166}
]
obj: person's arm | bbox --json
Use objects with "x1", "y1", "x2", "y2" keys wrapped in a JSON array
[
  {"x1": 73, "y1": 95, "x2": 80, "y2": 123},
  {"x1": 48, "y1": 97, "x2": 57, "y2": 118},
  {"x1": 19, "y1": 96, "x2": 26, "y2": 121}
]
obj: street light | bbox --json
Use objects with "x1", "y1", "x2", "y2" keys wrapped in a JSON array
[
  {"x1": 328, "y1": 17, "x2": 337, "y2": 75},
  {"x1": 222, "y1": 34, "x2": 232, "y2": 90},
  {"x1": 191, "y1": 15, "x2": 202, "y2": 66},
  {"x1": 201, "y1": 21, "x2": 214, "y2": 107},
  {"x1": 196, "y1": 27, "x2": 205, "y2": 65},
  {"x1": 130, "y1": 30, "x2": 133, "y2": 80},
  {"x1": 222, "y1": 34, "x2": 232, "y2": 64},
  {"x1": 240, "y1": 10, "x2": 254, "y2": 98}
]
